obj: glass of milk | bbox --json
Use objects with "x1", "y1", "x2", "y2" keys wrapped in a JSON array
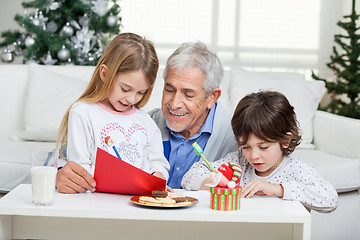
[{"x1": 30, "y1": 148, "x2": 58, "y2": 206}]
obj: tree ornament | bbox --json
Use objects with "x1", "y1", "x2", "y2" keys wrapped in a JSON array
[
  {"x1": 24, "y1": 36, "x2": 35, "y2": 47},
  {"x1": 79, "y1": 14, "x2": 90, "y2": 27},
  {"x1": 47, "y1": 21, "x2": 58, "y2": 33},
  {"x1": 57, "y1": 45, "x2": 70, "y2": 61},
  {"x1": 106, "y1": 14, "x2": 117, "y2": 27},
  {"x1": 13, "y1": 38, "x2": 25, "y2": 56},
  {"x1": 70, "y1": 20, "x2": 81, "y2": 30},
  {"x1": 71, "y1": 26, "x2": 96, "y2": 55},
  {"x1": 114, "y1": 5, "x2": 121, "y2": 14},
  {"x1": 62, "y1": 22, "x2": 74, "y2": 37},
  {"x1": 91, "y1": 0, "x2": 109, "y2": 16},
  {"x1": 49, "y1": 2, "x2": 60, "y2": 11},
  {"x1": 1, "y1": 48, "x2": 14, "y2": 63},
  {"x1": 25, "y1": 58, "x2": 37, "y2": 64},
  {"x1": 41, "y1": 51, "x2": 57, "y2": 65},
  {"x1": 37, "y1": 11, "x2": 48, "y2": 29},
  {"x1": 66, "y1": 57, "x2": 74, "y2": 65},
  {"x1": 0, "y1": 0, "x2": 121, "y2": 65},
  {"x1": 30, "y1": 16, "x2": 40, "y2": 26}
]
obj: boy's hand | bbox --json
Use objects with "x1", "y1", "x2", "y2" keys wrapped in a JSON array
[
  {"x1": 199, "y1": 172, "x2": 217, "y2": 190},
  {"x1": 241, "y1": 179, "x2": 284, "y2": 198}
]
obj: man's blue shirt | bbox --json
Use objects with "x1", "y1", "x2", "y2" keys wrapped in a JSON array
[{"x1": 165, "y1": 103, "x2": 216, "y2": 189}]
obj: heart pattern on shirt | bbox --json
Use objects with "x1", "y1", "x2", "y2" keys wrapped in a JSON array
[{"x1": 99, "y1": 122, "x2": 149, "y2": 169}]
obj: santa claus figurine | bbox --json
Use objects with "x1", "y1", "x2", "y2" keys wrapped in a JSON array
[{"x1": 207, "y1": 162, "x2": 242, "y2": 189}]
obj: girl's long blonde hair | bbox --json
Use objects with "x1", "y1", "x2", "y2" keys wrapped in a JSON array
[{"x1": 56, "y1": 32, "x2": 159, "y2": 158}]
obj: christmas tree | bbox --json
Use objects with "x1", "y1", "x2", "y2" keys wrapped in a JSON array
[
  {"x1": 312, "y1": 0, "x2": 360, "y2": 119},
  {"x1": 0, "y1": 0, "x2": 121, "y2": 66}
]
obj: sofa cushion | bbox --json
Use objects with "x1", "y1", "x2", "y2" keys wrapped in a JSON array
[
  {"x1": 13, "y1": 64, "x2": 92, "y2": 142},
  {"x1": 293, "y1": 148, "x2": 360, "y2": 192},
  {"x1": 0, "y1": 64, "x2": 29, "y2": 141},
  {"x1": 0, "y1": 140, "x2": 55, "y2": 192},
  {"x1": 229, "y1": 67, "x2": 325, "y2": 149}
]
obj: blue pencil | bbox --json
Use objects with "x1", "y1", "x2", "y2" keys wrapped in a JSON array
[
  {"x1": 105, "y1": 136, "x2": 122, "y2": 160},
  {"x1": 112, "y1": 146, "x2": 122, "y2": 160}
]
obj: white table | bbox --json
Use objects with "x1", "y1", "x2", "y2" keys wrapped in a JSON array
[{"x1": 0, "y1": 184, "x2": 311, "y2": 240}]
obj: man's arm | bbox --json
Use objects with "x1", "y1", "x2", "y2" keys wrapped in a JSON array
[{"x1": 56, "y1": 161, "x2": 96, "y2": 193}]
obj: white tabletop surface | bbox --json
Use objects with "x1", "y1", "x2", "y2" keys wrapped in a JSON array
[{"x1": 0, "y1": 184, "x2": 310, "y2": 224}]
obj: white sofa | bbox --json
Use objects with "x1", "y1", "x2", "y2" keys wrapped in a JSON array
[{"x1": 0, "y1": 63, "x2": 359, "y2": 239}]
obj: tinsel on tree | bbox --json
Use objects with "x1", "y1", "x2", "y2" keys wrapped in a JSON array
[
  {"x1": 312, "y1": 0, "x2": 360, "y2": 119},
  {"x1": 0, "y1": 0, "x2": 121, "y2": 66}
]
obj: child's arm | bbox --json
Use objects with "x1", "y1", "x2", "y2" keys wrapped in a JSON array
[
  {"x1": 281, "y1": 163, "x2": 338, "y2": 213},
  {"x1": 67, "y1": 109, "x2": 93, "y2": 173},
  {"x1": 181, "y1": 150, "x2": 241, "y2": 190},
  {"x1": 241, "y1": 180, "x2": 284, "y2": 198},
  {"x1": 147, "y1": 127, "x2": 170, "y2": 180},
  {"x1": 181, "y1": 161, "x2": 220, "y2": 191}
]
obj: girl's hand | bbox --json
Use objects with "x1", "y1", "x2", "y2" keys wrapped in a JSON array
[
  {"x1": 152, "y1": 171, "x2": 174, "y2": 192},
  {"x1": 166, "y1": 185, "x2": 174, "y2": 192},
  {"x1": 152, "y1": 171, "x2": 165, "y2": 179},
  {"x1": 241, "y1": 179, "x2": 284, "y2": 198}
]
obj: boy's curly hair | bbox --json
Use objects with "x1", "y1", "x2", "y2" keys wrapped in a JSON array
[{"x1": 231, "y1": 90, "x2": 301, "y2": 155}]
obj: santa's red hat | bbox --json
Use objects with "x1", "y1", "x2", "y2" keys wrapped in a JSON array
[{"x1": 218, "y1": 162, "x2": 242, "y2": 188}]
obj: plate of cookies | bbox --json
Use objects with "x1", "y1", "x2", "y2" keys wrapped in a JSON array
[{"x1": 130, "y1": 190, "x2": 199, "y2": 208}]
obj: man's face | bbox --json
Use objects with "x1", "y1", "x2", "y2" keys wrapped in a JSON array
[{"x1": 161, "y1": 66, "x2": 217, "y2": 139}]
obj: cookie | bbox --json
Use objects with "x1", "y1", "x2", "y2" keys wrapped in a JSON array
[
  {"x1": 176, "y1": 201, "x2": 192, "y2": 206},
  {"x1": 169, "y1": 194, "x2": 187, "y2": 203},
  {"x1": 156, "y1": 197, "x2": 176, "y2": 206},
  {"x1": 139, "y1": 196, "x2": 162, "y2": 206},
  {"x1": 152, "y1": 190, "x2": 168, "y2": 198}
]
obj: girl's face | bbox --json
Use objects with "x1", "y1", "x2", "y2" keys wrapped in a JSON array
[
  {"x1": 102, "y1": 70, "x2": 149, "y2": 112},
  {"x1": 240, "y1": 133, "x2": 287, "y2": 177}
]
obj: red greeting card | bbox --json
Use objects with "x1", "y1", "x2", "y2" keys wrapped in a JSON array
[{"x1": 94, "y1": 148, "x2": 166, "y2": 195}]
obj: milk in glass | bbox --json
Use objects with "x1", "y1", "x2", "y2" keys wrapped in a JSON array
[{"x1": 31, "y1": 166, "x2": 57, "y2": 206}]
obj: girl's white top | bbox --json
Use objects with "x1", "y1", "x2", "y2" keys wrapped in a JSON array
[{"x1": 66, "y1": 102, "x2": 169, "y2": 179}]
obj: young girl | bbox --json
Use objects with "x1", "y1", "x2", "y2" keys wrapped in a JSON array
[
  {"x1": 56, "y1": 32, "x2": 169, "y2": 181},
  {"x1": 182, "y1": 91, "x2": 338, "y2": 213}
]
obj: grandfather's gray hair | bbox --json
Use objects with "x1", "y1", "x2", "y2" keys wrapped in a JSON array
[{"x1": 163, "y1": 42, "x2": 224, "y2": 97}]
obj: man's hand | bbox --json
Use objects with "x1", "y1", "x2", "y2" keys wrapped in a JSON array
[
  {"x1": 241, "y1": 179, "x2": 284, "y2": 198},
  {"x1": 56, "y1": 161, "x2": 96, "y2": 194}
]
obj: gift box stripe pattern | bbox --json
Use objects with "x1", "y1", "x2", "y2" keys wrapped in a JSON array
[{"x1": 210, "y1": 186, "x2": 241, "y2": 211}]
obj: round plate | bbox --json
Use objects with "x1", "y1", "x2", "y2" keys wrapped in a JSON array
[{"x1": 130, "y1": 196, "x2": 199, "y2": 208}]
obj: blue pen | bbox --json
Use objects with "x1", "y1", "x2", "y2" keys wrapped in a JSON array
[{"x1": 105, "y1": 136, "x2": 122, "y2": 160}]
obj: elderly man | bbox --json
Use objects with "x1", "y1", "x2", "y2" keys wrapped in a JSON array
[
  {"x1": 56, "y1": 42, "x2": 236, "y2": 193},
  {"x1": 149, "y1": 42, "x2": 237, "y2": 188}
]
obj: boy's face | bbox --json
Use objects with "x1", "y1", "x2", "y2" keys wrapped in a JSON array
[{"x1": 240, "y1": 133, "x2": 287, "y2": 177}]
